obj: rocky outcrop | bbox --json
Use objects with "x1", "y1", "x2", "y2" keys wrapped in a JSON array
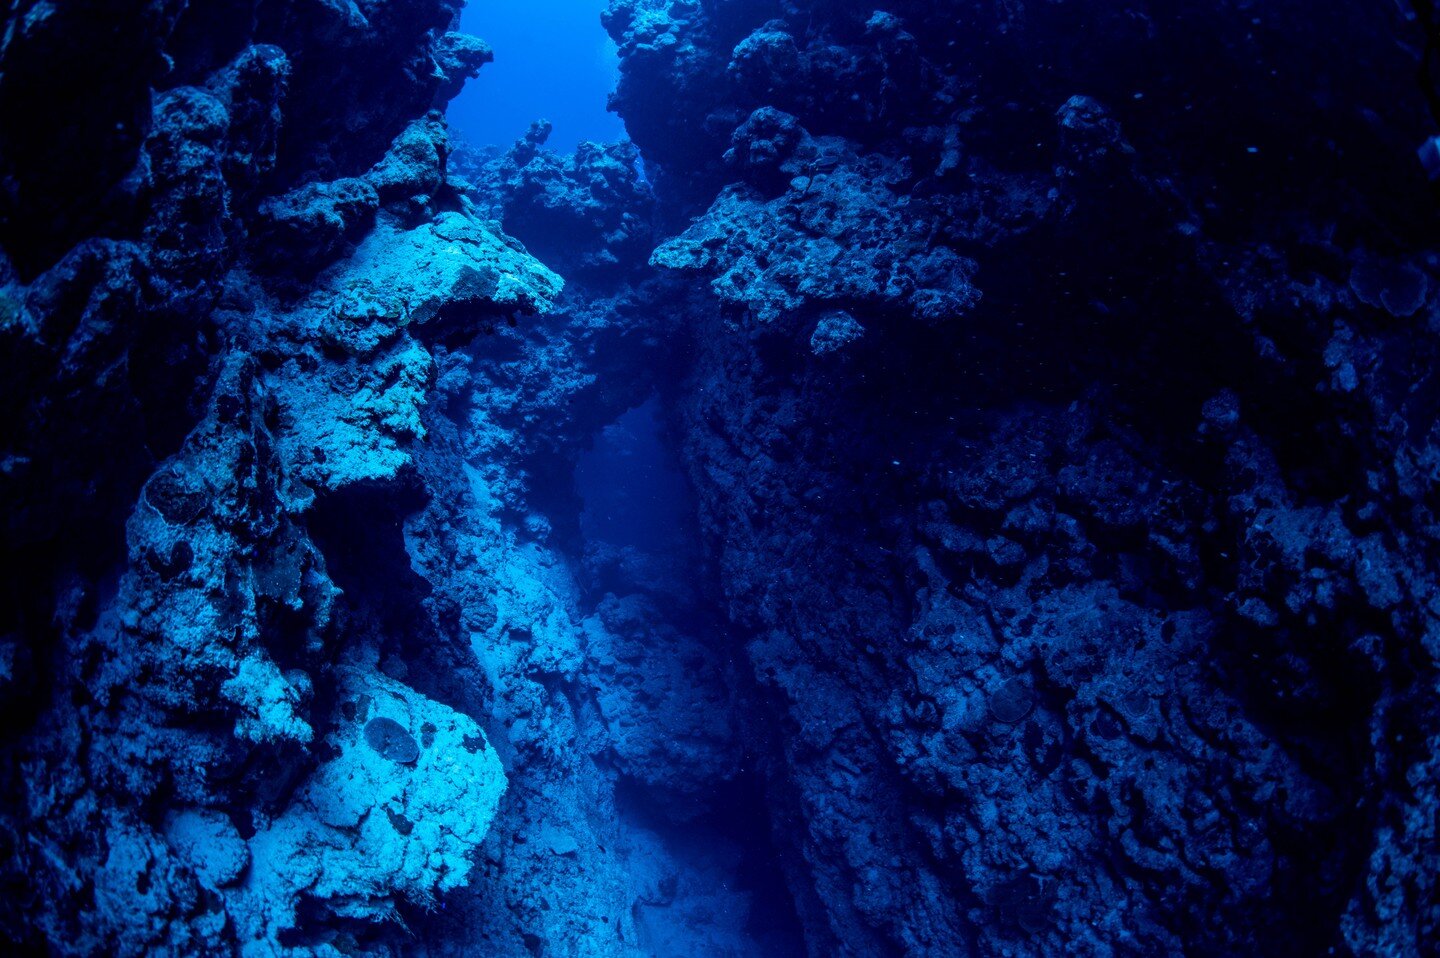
[
  {"x1": 0, "y1": 2, "x2": 548, "y2": 953},
  {"x1": 603, "y1": 0, "x2": 1440, "y2": 955},
  {"x1": 652, "y1": 131, "x2": 980, "y2": 328},
  {"x1": 392, "y1": 126, "x2": 793, "y2": 956},
  {"x1": 454, "y1": 122, "x2": 658, "y2": 284}
]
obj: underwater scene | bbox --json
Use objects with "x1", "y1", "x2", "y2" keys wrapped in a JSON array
[{"x1": 2, "y1": 0, "x2": 1439, "y2": 955}]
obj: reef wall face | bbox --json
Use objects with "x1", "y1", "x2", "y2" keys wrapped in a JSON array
[
  {"x1": 603, "y1": 0, "x2": 1440, "y2": 955},
  {"x1": 0, "y1": 2, "x2": 537, "y2": 953},
  {"x1": 401, "y1": 127, "x2": 802, "y2": 957},
  {"x1": 0, "y1": 3, "x2": 793, "y2": 947}
]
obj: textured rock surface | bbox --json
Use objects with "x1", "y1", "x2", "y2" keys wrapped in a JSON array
[
  {"x1": 0, "y1": 3, "x2": 528, "y2": 953},
  {"x1": 605, "y1": 0, "x2": 1440, "y2": 955}
]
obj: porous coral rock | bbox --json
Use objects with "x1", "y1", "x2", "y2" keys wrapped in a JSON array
[
  {"x1": 613, "y1": 0, "x2": 1440, "y2": 955},
  {"x1": 0, "y1": 1, "x2": 553, "y2": 951},
  {"x1": 232, "y1": 666, "x2": 505, "y2": 950},
  {"x1": 652, "y1": 140, "x2": 980, "y2": 328},
  {"x1": 453, "y1": 122, "x2": 657, "y2": 283},
  {"x1": 433, "y1": 32, "x2": 494, "y2": 105}
]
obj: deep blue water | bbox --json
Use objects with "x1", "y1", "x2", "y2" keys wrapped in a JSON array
[{"x1": 450, "y1": 0, "x2": 624, "y2": 149}]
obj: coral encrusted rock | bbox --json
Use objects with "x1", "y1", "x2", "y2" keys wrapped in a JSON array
[{"x1": 0, "y1": 1, "x2": 542, "y2": 953}]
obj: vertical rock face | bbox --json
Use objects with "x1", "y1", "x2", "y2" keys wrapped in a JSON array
[
  {"x1": 601, "y1": 0, "x2": 1440, "y2": 956},
  {"x1": 0, "y1": 2, "x2": 543, "y2": 953},
  {"x1": 3, "y1": 0, "x2": 1440, "y2": 956}
]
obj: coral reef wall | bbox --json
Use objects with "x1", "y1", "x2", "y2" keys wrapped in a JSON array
[
  {"x1": 0, "y1": 1, "x2": 534, "y2": 952},
  {"x1": 600, "y1": 0, "x2": 1440, "y2": 955},
  {"x1": 1, "y1": 4, "x2": 790, "y2": 953},
  {"x1": 3, "y1": 0, "x2": 1440, "y2": 956}
]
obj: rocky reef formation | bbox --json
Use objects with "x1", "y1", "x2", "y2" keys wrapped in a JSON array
[
  {"x1": 1, "y1": 2, "x2": 793, "y2": 947},
  {"x1": 0, "y1": 1, "x2": 539, "y2": 953},
  {"x1": 3, "y1": 0, "x2": 1440, "y2": 956},
  {"x1": 605, "y1": 0, "x2": 1440, "y2": 955},
  {"x1": 405, "y1": 124, "x2": 800, "y2": 957}
]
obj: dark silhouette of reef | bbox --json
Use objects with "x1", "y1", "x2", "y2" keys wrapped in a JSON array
[
  {"x1": 602, "y1": 2, "x2": 1440, "y2": 954},
  {"x1": 2, "y1": 0, "x2": 1439, "y2": 956}
]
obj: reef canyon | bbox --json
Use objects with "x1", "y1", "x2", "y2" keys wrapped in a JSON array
[{"x1": 1, "y1": 1, "x2": 1439, "y2": 956}]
